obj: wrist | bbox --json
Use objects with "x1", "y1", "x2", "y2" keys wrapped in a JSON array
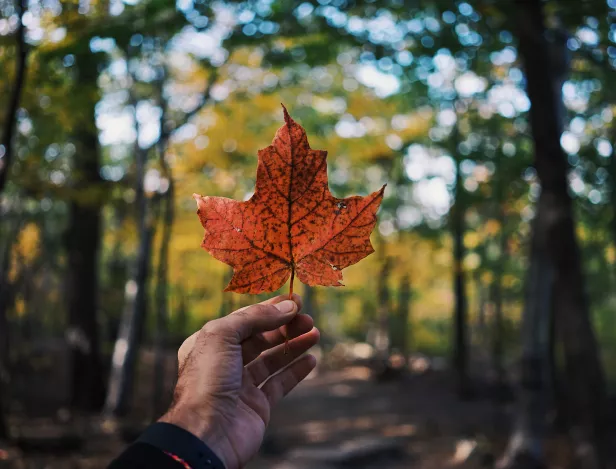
[{"x1": 159, "y1": 406, "x2": 233, "y2": 469}]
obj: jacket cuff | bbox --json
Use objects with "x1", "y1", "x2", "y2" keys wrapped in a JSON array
[
  {"x1": 137, "y1": 422, "x2": 225, "y2": 469},
  {"x1": 108, "y1": 442, "x2": 188, "y2": 469}
]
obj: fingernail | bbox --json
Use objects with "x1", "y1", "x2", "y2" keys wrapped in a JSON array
[{"x1": 275, "y1": 300, "x2": 297, "y2": 314}]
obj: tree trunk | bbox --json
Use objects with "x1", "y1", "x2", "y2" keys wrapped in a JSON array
[
  {"x1": 0, "y1": 211, "x2": 26, "y2": 440},
  {"x1": 608, "y1": 127, "x2": 616, "y2": 256},
  {"x1": 219, "y1": 269, "x2": 234, "y2": 318},
  {"x1": 451, "y1": 122, "x2": 470, "y2": 398},
  {"x1": 0, "y1": 0, "x2": 27, "y2": 195},
  {"x1": 153, "y1": 174, "x2": 173, "y2": 417},
  {"x1": 66, "y1": 183, "x2": 105, "y2": 411},
  {"x1": 176, "y1": 289, "x2": 188, "y2": 343},
  {"x1": 0, "y1": 0, "x2": 28, "y2": 430},
  {"x1": 475, "y1": 270, "x2": 486, "y2": 346},
  {"x1": 104, "y1": 138, "x2": 156, "y2": 417},
  {"x1": 498, "y1": 214, "x2": 553, "y2": 469},
  {"x1": 375, "y1": 257, "x2": 391, "y2": 360},
  {"x1": 492, "y1": 181, "x2": 507, "y2": 398},
  {"x1": 512, "y1": 1, "x2": 610, "y2": 467},
  {"x1": 396, "y1": 274, "x2": 411, "y2": 358},
  {"x1": 0, "y1": 223, "x2": 17, "y2": 441},
  {"x1": 548, "y1": 297, "x2": 568, "y2": 431},
  {"x1": 65, "y1": 54, "x2": 105, "y2": 412}
]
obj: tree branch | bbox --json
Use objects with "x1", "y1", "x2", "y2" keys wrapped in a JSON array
[{"x1": 154, "y1": 67, "x2": 219, "y2": 152}]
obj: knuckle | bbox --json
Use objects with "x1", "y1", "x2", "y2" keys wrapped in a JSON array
[
  {"x1": 201, "y1": 319, "x2": 221, "y2": 335},
  {"x1": 232, "y1": 308, "x2": 251, "y2": 321},
  {"x1": 201, "y1": 319, "x2": 235, "y2": 342}
]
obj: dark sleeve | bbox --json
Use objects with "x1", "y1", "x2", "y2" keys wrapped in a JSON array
[
  {"x1": 108, "y1": 442, "x2": 186, "y2": 469},
  {"x1": 108, "y1": 422, "x2": 225, "y2": 469}
]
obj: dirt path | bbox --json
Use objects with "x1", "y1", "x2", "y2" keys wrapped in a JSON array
[
  {"x1": 2, "y1": 363, "x2": 571, "y2": 469},
  {"x1": 251, "y1": 365, "x2": 508, "y2": 469}
]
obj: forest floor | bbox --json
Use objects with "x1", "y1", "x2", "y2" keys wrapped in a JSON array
[{"x1": 0, "y1": 347, "x2": 573, "y2": 469}]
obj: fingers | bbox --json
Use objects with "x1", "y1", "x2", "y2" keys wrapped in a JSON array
[
  {"x1": 261, "y1": 293, "x2": 303, "y2": 313},
  {"x1": 178, "y1": 295, "x2": 303, "y2": 367},
  {"x1": 246, "y1": 327, "x2": 320, "y2": 386},
  {"x1": 260, "y1": 354, "x2": 317, "y2": 407},
  {"x1": 234, "y1": 293, "x2": 303, "y2": 315},
  {"x1": 242, "y1": 313, "x2": 313, "y2": 364}
]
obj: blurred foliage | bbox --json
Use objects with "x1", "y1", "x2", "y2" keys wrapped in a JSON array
[{"x1": 1, "y1": 0, "x2": 616, "y2": 384}]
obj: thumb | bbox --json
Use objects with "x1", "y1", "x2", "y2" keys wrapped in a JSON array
[{"x1": 222, "y1": 300, "x2": 298, "y2": 344}]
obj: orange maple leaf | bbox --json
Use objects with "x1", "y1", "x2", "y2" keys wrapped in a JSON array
[{"x1": 194, "y1": 105, "x2": 385, "y2": 295}]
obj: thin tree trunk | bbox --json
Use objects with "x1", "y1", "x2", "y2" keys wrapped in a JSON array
[
  {"x1": 475, "y1": 270, "x2": 486, "y2": 346},
  {"x1": 153, "y1": 98, "x2": 174, "y2": 416},
  {"x1": 512, "y1": 1, "x2": 610, "y2": 467},
  {"x1": 608, "y1": 126, "x2": 616, "y2": 256},
  {"x1": 397, "y1": 274, "x2": 411, "y2": 358},
  {"x1": 0, "y1": 387, "x2": 6, "y2": 441},
  {"x1": 451, "y1": 121, "x2": 470, "y2": 398},
  {"x1": 153, "y1": 184, "x2": 172, "y2": 417},
  {"x1": 0, "y1": 0, "x2": 28, "y2": 195},
  {"x1": 492, "y1": 178, "x2": 507, "y2": 398},
  {"x1": 0, "y1": 219, "x2": 20, "y2": 440},
  {"x1": 176, "y1": 289, "x2": 188, "y2": 343},
  {"x1": 65, "y1": 54, "x2": 105, "y2": 412},
  {"x1": 0, "y1": 0, "x2": 28, "y2": 429},
  {"x1": 375, "y1": 257, "x2": 391, "y2": 361},
  {"x1": 104, "y1": 111, "x2": 156, "y2": 416},
  {"x1": 219, "y1": 270, "x2": 234, "y2": 318}
]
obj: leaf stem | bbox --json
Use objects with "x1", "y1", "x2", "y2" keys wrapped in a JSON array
[{"x1": 284, "y1": 267, "x2": 295, "y2": 355}]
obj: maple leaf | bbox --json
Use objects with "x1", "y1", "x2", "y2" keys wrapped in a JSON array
[{"x1": 194, "y1": 105, "x2": 385, "y2": 294}]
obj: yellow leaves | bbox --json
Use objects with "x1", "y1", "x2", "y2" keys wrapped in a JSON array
[
  {"x1": 606, "y1": 246, "x2": 615, "y2": 264},
  {"x1": 9, "y1": 223, "x2": 41, "y2": 283},
  {"x1": 577, "y1": 224, "x2": 589, "y2": 242},
  {"x1": 503, "y1": 274, "x2": 520, "y2": 290},
  {"x1": 464, "y1": 232, "x2": 480, "y2": 249},
  {"x1": 481, "y1": 271, "x2": 493, "y2": 285},
  {"x1": 15, "y1": 223, "x2": 40, "y2": 262},
  {"x1": 484, "y1": 219, "x2": 501, "y2": 236},
  {"x1": 14, "y1": 297, "x2": 26, "y2": 318}
]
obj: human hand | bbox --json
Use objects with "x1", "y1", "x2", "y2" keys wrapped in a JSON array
[{"x1": 159, "y1": 294, "x2": 319, "y2": 469}]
